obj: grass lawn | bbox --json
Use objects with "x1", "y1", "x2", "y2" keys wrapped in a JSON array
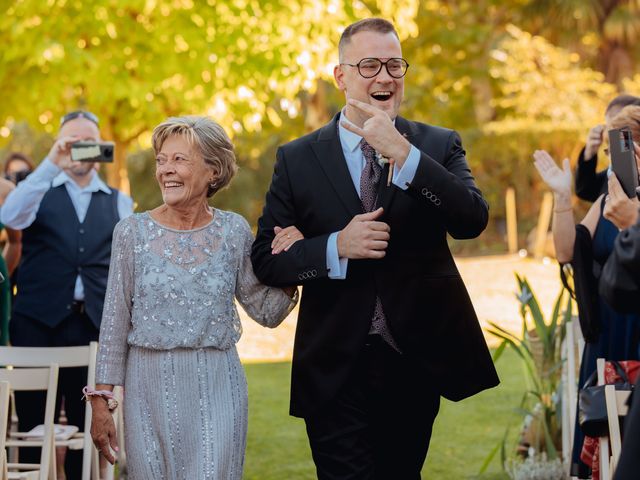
[{"x1": 244, "y1": 348, "x2": 526, "y2": 479}]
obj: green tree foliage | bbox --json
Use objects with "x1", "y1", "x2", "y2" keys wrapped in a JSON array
[
  {"x1": 2, "y1": 1, "x2": 640, "y2": 253},
  {"x1": 522, "y1": 0, "x2": 640, "y2": 86},
  {"x1": 0, "y1": 0, "x2": 417, "y2": 191}
]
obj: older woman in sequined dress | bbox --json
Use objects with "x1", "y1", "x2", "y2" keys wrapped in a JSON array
[{"x1": 89, "y1": 116, "x2": 299, "y2": 479}]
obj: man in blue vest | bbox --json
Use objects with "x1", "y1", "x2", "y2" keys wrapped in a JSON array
[{"x1": 0, "y1": 110, "x2": 133, "y2": 479}]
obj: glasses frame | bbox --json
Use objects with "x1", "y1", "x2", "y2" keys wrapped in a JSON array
[
  {"x1": 60, "y1": 110, "x2": 99, "y2": 127},
  {"x1": 340, "y1": 57, "x2": 410, "y2": 79}
]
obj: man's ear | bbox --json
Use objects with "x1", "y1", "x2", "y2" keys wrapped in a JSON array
[{"x1": 334, "y1": 64, "x2": 346, "y2": 92}]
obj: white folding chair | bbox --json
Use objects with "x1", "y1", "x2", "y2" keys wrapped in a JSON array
[
  {"x1": 0, "y1": 365, "x2": 59, "y2": 480},
  {"x1": 596, "y1": 358, "x2": 611, "y2": 480},
  {"x1": 0, "y1": 344, "x2": 113, "y2": 480},
  {"x1": 561, "y1": 316, "x2": 585, "y2": 478},
  {"x1": 0, "y1": 380, "x2": 11, "y2": 480},
  {"x1": 604, "y1": 383, "x2": 630, "y2": 476},
  {"x1": 592, "y1": 358, "x2": 636, "y2": 480}
]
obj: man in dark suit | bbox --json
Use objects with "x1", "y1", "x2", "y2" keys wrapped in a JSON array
[{"x1": 251, "y1": 18, "x2": 499, "y2": 479}]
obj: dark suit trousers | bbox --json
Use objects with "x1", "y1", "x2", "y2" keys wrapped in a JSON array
[
  {"x1": 304, "y1": 335, "x2": 440, "y2": 480},
  {"x1": 9, "y1": 310, "x2": 99, "y2": 480}
]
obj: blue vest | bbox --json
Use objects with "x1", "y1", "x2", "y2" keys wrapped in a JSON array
[{"x1": 14, "y1": 185, "x2": 121, "y2": 328}]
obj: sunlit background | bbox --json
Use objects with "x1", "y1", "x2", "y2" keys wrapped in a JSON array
[{"x1": 3, "y1": 0, "x2": 640, "y2": 254}]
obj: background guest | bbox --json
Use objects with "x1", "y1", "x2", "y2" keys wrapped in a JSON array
[
  {"x1": 534, "y1": 105, "x2": 640, "y2": 477},
  {"x1": 575, "y1": 94, "x2": 640, "y2": 202},
  {"x1": 0, "y1": 176, "x2": 21, "y2": 345},
  {"x1": 0, "y1": 110, "x2": 132, "y2": 479}
]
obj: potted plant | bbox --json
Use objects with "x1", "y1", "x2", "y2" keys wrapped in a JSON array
[{"x1": 486, "y1": 274, "x2": 572, "y2": 479}]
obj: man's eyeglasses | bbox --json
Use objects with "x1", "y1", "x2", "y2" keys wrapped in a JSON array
[
  {"x1": 60, "y1": 110, "x2": 99, "y2": 127},
  {"x1": 340, "y1": 58, "x2": 409, "y2": 79}
]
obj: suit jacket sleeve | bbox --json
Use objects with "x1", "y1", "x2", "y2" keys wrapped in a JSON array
[
  {"x1": 575, "y1": 146, "x2": 606, "y2": 202},
  {"x1": 251, "y1": 147, "x2": 330, "y2": 288},
  {"x1": 403, "y1": 130, "x2": 489, "y2": 239},
  {"x1": 599, "y1": 218, "x2": 640, "y2": 313}
]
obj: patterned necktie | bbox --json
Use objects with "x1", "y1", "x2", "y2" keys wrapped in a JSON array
[{"x1": 359, "y1": 139, "x2": 400, "y2": 351}]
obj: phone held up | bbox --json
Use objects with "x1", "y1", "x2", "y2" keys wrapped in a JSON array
[
  {"x1": 70, "y1": 141, "x2": 115, "y2": 163},
  {"x1": 608, "y1": 127, "x2": 639, "y2": 198}
]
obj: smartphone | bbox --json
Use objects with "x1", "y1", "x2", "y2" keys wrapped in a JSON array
[
  {"x1": 608, "y1": 127, "x2": 639, "y2": 198},
  {"x1": 70, "y1": 141, "x2": 115, "y2": 163}
]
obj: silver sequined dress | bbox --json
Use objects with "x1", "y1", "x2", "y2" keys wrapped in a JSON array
[{"x1": 95, "y1": 210, "x2": 296, "y2": 479}]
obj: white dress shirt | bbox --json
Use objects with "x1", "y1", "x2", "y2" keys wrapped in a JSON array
[
  {"x1": 0, "y1": 157, "x2": 134, "y2": 299},
  {"x1": 326, "y1": 111, "x2": 421, "y2": 279}
]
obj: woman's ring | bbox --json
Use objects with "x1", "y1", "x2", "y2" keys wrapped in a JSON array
[{"x1": 287, "y1": 233, "x2": 291, "y2": 239}]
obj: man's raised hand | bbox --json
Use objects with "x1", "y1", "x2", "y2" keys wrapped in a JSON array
[
  {"x1": 47, "y1": 135, "x2": 80, "y2": 169},
  {"x1": 337, "y1": 207, "x2": 390, "y2": 259},
  {"x1": 341, "y1": 99, "x2": 410, "y2": 168}
]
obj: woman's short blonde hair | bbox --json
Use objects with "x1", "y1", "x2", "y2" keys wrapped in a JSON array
[
  {"x1": 152, "y1": 116, "x2": 237, "y2": 197},
  {"x1": 608, "y1": 105, "x2": 640, "y2": 140}
]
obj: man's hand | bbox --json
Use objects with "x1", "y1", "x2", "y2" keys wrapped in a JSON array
[
  {"x1": 90, "y1": 398, "x2": 119, "y2": 464},
  {"x1": 47, "y1": 135, "x2": 80, "y2": 169},
  {"x1": 604, "y1": 173, "x2": 640, "y2": 230},
  {"x1": 337, "y1": 207, "x2": 390, "y2": 259},
  {"x1": 341, "y1": 99, "x2": 411, "y2": 169},
  {"x1": 584, "y1": 125, "x2": 605, "y2": 160},
  {"x1": 271, "y1": 225, "x2": 304, "y2": 254}
]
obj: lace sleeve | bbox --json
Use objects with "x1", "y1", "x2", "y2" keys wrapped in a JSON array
[
  {"x1": 95, "y1": 217, "x2": 135, "y2": 385},
  {"x1": 234, "y1": 217, "x2": 297, "y2": 328}
]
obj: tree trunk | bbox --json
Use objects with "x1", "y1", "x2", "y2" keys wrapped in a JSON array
[
  {"x1": 600, "y1": 41, "x2": 634, "y2": 89},
  {"x1": 109, "y1": 139, "x2": 131, "y2": 196},
  {"x1": 304, "y1": 80, "x2": 331, "y2": 132}
]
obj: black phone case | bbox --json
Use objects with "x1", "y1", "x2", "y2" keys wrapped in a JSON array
[{"x1": 608, "y1": 127, "x2": 639, "y2": 198}]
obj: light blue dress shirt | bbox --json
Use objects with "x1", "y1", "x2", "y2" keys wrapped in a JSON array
[
  {"x1": 0, "y1": 157, "x2": 134, "y2": 299},
  {"x1": 326, "y1": 111, "x2": 421, "y2": 279}
]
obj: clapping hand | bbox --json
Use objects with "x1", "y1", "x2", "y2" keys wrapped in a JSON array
[
  {"x1": 533, "y1": 150, "x2": 572, "y2": 196},
  {"x1": 340, "y1": 99, "x2": 411, "y2": 169}
]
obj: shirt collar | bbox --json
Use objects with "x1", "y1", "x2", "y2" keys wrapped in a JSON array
[
  {"x1": 338, "y1": 109, "x2": 364, "y2": 154},
  {"x1": 52, "y1": 170, "x2": 111, "y2": 194}
]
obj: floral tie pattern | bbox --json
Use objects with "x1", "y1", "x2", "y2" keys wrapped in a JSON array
[{"x1": 359, "y1": 139, "x2": 400, "y2": 351}]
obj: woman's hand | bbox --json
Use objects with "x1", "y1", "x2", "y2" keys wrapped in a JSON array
[
  {"x1": 604, "y1": 173, "x2": 640, "y2": 230},
  {"x1": 271, "y1": 225, "x2": 304, "y2": 254},
  {"x1": 533, "y1": 150, "x2": 573, "y2": 196},
  {"x1": 90, "y1": 398, "x2": 119, "y2": 464}
]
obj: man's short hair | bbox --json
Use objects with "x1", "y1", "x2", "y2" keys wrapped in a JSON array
[
  {"x1": 606, "y1": 94, "x2": 640, "y2": 114},
  {"x1": 338, "y1": 18, "x2": 399, "y2": 61}
]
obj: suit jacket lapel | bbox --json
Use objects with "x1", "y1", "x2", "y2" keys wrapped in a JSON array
[
  {"x1": 377, "y1": 116, "x2": 418, "y2": 214},
  {"x1": 311, "y1": 113, "x2": 363, "y2": 218}
]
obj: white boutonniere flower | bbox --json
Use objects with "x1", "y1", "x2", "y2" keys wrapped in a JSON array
[{"x1": 375, "y1": 152, "x2": 390, "y2": 168}]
